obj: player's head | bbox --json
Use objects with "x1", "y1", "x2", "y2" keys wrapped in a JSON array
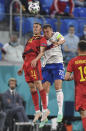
[
  {"x1": 33, "y1": 23, "x2": 42, "y2": 35},
  {"x1": 43, "y1": 24, "x2": 53, "y2": 40},
  {"x1": 78, "y1": 40, "x2": 86, "y2": 54},
  {"x1": 8, "y1": 78, "x2": 17, "y2": 90}
]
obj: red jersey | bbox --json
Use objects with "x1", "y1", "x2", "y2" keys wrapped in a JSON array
[
  {"x1": 67, "y1": 55, "x2": 86, "y2": 87},
  {"x1": 50, "y1": 0, "x2": 74, "y2": 14},
  {"x1": 23, "y1": 36, "x2": 47, "y2": 58},
  {"x1": 67, "y1": 55, "x2": 86, "y2": 111}
]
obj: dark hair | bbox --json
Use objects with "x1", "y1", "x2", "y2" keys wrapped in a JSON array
[
  {"x1": 43, "y1": 24, "x2": 52, "y2": 30},
  {"x1": 78, "y1": 40, "x2": 86, "y2": 51},
  {"x1": 34, "y1": 22, "x2": 42, "y2": 27},
  {"x1": 69, "y1": 25, "x2": 74, "y2": 28}
]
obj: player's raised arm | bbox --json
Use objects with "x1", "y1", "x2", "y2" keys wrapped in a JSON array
[
  {"x1": 31, "y1": 46, "x2": 45, "y2": 68},
  {"x1": 65, "y1": 57, "x2": 74, "y2": 81},
  {"x1": 31, "y1": 35, "x2": 47, "y2": 68},
  {"x1": 50, "y1": 33, "x2": 65, "y2": 46}
]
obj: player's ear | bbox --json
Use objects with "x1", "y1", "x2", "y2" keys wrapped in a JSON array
[
  {"x1": 40, "y1": 27, "x2": 42, "y2": 32},
  {"x1": 51, "y1": 28, "x2": 53, "y2": 32}
]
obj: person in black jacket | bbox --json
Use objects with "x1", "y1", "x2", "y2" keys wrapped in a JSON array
[
  {"x1": 0, "y1": 94, "x2": 6, "y2": 131},
  {"x1": 2, "y1": 78, "x2": 29, "y2": 123}
]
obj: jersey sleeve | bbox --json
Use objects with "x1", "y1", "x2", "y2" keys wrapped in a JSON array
[
  {"x1": 2, "y1": 43, "x2": 9, "y2": 52},
  {"x1": 40, "y1": 37, "x2": 47, "y2": 47},
  {"x1": 67, "y1": 59, "x2": 74, "y2": 73},
  {"x1": 56, "y1": 32, "x2": 64, "y2": 40}
]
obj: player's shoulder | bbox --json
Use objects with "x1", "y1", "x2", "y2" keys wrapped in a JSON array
[
  {"x1": 3, "y1": 43, "x2": 9, "y2": 48},
  {"x1": 53, "y1": 32, "x2": 60, "y2": 36},
  {"x1": 69, "y1": 56, "x2": 79, "y2": 63}
]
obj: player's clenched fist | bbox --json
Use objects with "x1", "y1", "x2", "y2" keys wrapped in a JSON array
[
  {"x1": 17, "y1": 68, "x2": 23, "y2": 76},
  {"x1": 31, "y1": 59, "x2": 37, "y2": 68}
]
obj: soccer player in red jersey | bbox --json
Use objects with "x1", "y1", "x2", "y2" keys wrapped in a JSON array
[
  {"x1": 65, "y1": 40, "x2": 86, "y2": 131},
  {"x1": 18, "y1": 23, "x2": 50, "y2": 124}
]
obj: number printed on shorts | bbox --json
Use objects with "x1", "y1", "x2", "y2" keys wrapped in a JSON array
[
  {"x1": 30, "y1": 70, "x2": 37, "y2": 79},
  {"x1": 59, "y1": 70, "x2": 64, "y2": 79},
  {"x1": 78, "y1": 66, "x2": 86, "y2": 82}
]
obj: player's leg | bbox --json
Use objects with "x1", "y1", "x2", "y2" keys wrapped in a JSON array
[
  {"x1": 80, "y1": 110, "x2": 86, "y2": 131},
  {"x1": 42, "y1": 67, "x2": 52, "y2": 108},
  {"x1": 34, "y1": 80, "x2": 50, "y2": 121},
  {"x1": 42, "y1": 81, "x2": 50, "y2": 108},
  {"x1": 23, "y1": 63, "x2": 42, "y2": 122},
  {"x1": 39, "y1": 82, "x2": 50, "y2": 128},
  {"x1": 28, "y1": 82, "x2": 42, "y2": 123},
  {"x1": 52, "y1": 63, "x2": 64, "y2": 122},
  {"x1": 55, "y1": 79, "x2": 64, "y2": 122}
]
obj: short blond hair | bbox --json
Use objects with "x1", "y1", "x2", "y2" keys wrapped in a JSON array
[{"x1": 8, "y1": 78, "x2": 17, "y2": 86}]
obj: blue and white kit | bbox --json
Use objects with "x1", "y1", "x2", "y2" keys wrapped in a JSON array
[{"x1": 42, "y1": 32, "x2": 65, "y2": 85}]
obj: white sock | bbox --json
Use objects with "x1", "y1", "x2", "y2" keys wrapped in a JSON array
[
  {"x1": 46, "y1": 93, "x2": 48, "y2": 108},
  {"x1": 56, "y1": 89, "x2": 64, "y2": 115},
  {"x1": 36, "y1": 110, "x2": 40, "y2": 114}
]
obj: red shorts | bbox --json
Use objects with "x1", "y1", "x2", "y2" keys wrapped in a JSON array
[
  {"x1": 75, "y1": 86, "x2": 86, "y2": 111},
  {"x1": 23, "y1": 57, "x2": 43, "y2": 83}
]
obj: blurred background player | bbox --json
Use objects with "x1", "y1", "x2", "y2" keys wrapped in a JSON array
[
  {"x1": 50, "y1": 0, "x2": 74, "y2": 17},
  {"x1": 80, "y1": 25, "x2": 86, "y2": 41},
  {"x1": 65, "y1": 40, "x2": 86, "y2": 131},
  {"x1": 18, "y1": 23, "x2": 50, "y2": 126},
  {"x1": 42, "y1": 24, "x2": 65, "y2": 123},
  {"x1": 2, "y1": 34, "x2": 24, "y2": 64},
  {"x1": 63, "y1": 25, "x2": 79, "y2": 64}
]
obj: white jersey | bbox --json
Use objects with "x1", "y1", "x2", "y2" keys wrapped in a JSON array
[{"x1": 42, "y1": 32, "x2": 64, "y2": 67}]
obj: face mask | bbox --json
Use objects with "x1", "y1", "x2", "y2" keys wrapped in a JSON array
[
  {"x1": 84, "y1": 31, "x2": 86, "y2": 35},
  {"x1": 10, "y1": 42, "x2": 18, "y2": 47}
]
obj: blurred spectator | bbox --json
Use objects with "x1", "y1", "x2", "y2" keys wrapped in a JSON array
[
  {"x1": 2, "y1": 78, "x2": 29, "y2": 131},
  {"x1": 62, "y1": 25, "x2": 79, "y2": 64},
  {"x1": 0, "y1": 94, "x2": 6, "y2": 131},
  {"x1": 80, "y1": 25, "x2": 86, "y2": 40},
  {"x1": 0, "y1": 43, "x2": 3, "y2": 61},
  {"x1": 74, "y1": 0, "x2": 86, "y2": 7},
  {"x1": 15, "y1": 0, "x2": 30, "y2": 13},
  {"x1": 50, "y1": 0, "x2": 74, "y2": 17},
  {"x1": 2, "y1": 34, "x2": 24, "y2": 64}
]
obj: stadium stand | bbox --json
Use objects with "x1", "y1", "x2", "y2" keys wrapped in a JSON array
[
  {"x1": 40, "y1": 0, "x2": 53, "y2": 14},
  {"x1": 14, "y1": 16, "x2": 86, "y2": 37},
  {"x1": 0, "y1": 2, "x2": 5, "y2": 21}
]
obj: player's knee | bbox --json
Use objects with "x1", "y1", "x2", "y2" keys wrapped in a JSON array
[
  {"x1": 34, "y1": 81, "x2": 43, "y2": 90},
  {"x1": 80, "y1": 110, "x2": 86, "y2": 118},
  {"x1": 28, "y1": 83, "x2": 34, "y2": 88},
  {"x1": 30, "y1": 87, "x2": 36, "y2": 93},
  {"x1": 55, "y1": 85, "x2": 62, "y2": 90},
  {"x1": 44, "y1": 85, "x2": 50, "y2": 93},
  {"x1": 43, "y1": 81, "x2": 50, "y2": 93}
]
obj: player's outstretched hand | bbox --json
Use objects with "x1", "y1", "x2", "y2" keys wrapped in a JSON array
[
  {"x1": 17, "y1": 69, "x2": 23, "y2": 76},
  {"x1": 31, "y1": 59, "x2": 37, "y2": 68}
]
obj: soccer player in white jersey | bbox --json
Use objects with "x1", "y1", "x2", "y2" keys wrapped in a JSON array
[{"x1": 42, "y1": 24, "x2": 65, "y2": 124}]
